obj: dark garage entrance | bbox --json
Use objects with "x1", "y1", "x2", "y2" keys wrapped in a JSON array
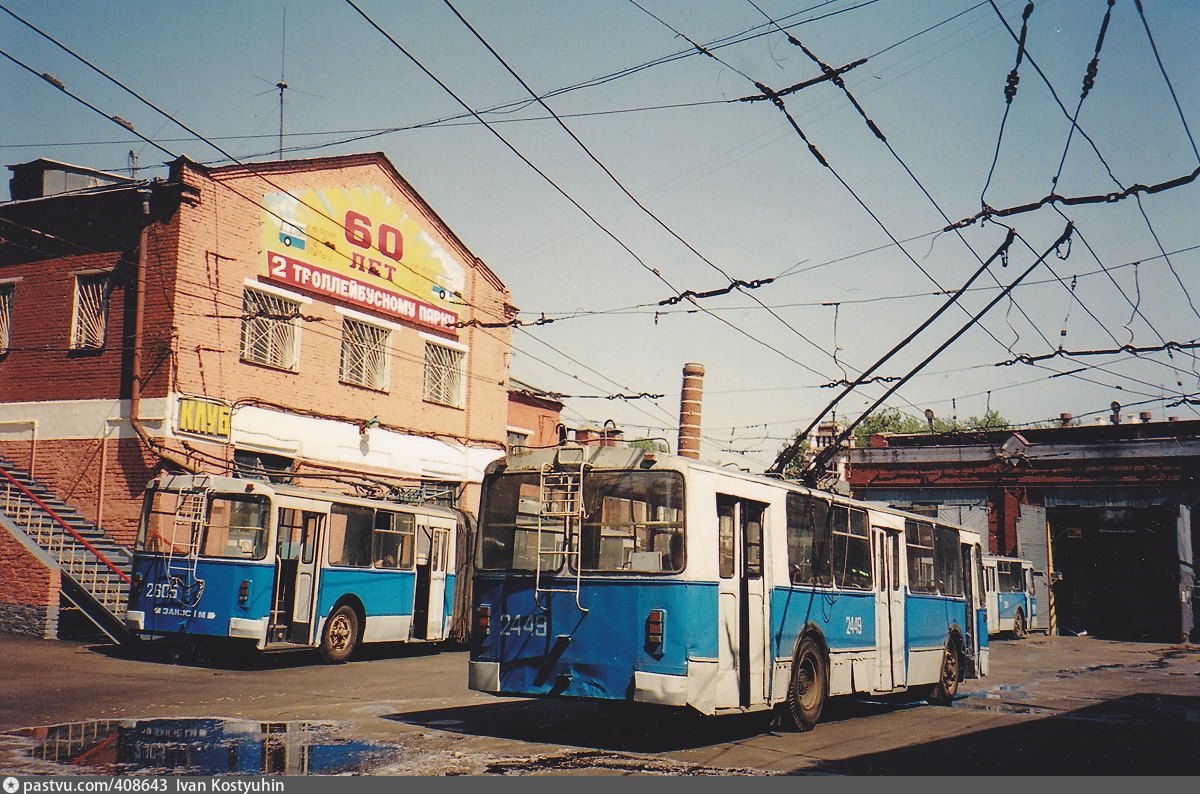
[{"x1": 1049, "y1": 506, "x2": 1183, "y2": 642}]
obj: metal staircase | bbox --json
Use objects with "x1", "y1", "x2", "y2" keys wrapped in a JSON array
[{"x1": 0, "y1": 452, "x2": 133, "y2": 642}]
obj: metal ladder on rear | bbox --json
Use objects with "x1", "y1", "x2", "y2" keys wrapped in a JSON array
[
  {"x1": 534, "y1": 448, "x2": 588, "y2": 612},
  {"x1": 164, "y1": 487, "x2": 208, "y2": 607}
]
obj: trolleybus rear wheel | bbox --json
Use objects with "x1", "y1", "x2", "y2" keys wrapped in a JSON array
[
  {"x1": 320, "y1": 604, "x2": 359, "y2": 664},
  {"x1": 788, "y1": 637, "x2": 828, "y2": 731},
  {"x1": 926, "y1": 639, "x2": 960, "y2": 706},
  {"x1": 1013, "y1": 609, "x2": 1027, "y2": 639}
]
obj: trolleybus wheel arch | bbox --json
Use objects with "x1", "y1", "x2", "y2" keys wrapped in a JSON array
[
  {"x1": 1013, "y1": 608, "x2": 1027, "y2": 639},
  {"x1": 788, "y1": 636, "x2": 829, "y2": 731},
  {"x1": 319, "y1": 604, "x2": 360, "y2": 664},
  {"x1": 926, "y1": 637, "x2": 961, "y2": 706}
]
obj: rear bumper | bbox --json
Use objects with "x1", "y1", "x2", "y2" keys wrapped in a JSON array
[{"x1": 469, "y1": 661, "x2": 500, "y2": 692}]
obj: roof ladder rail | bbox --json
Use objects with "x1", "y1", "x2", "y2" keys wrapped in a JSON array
[
  {"x1": 534, "y1": 448, "x2": 588, "y2": 612},
  {"x1": 165, "y1": 488, "x2": 208, "y2": 607}
]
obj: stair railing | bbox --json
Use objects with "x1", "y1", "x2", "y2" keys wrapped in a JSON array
[{"x1": 0, "y1": 467, "x2": 131, "y2": 615}]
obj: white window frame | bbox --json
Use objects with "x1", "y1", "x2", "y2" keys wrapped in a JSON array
[
  {"x1": 0, "y1": 279, "x2": 15, "y2": 354},
  {"x1": 421, "y1": 332, "x2": 468, "y2": 408},
  {"x1": 339, "y1": 315, "x2": 391, "y2": 391},
  {"x1": 240, "y1": 287, "x2": 301, "y2": 372},
  {"x1": 70, "y1": 271, "x2": 111, "y2": 350}
]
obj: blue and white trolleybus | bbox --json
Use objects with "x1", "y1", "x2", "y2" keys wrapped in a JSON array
[
  {"x1": 467, "y1": 444, "x2": 988, "y2": 729},
  {"x1": 126, "y1": 473, "x2": 462, "y2": 662},
  {"x1": 982, "y1": 555, "x2": 1038, "y2": 638}
]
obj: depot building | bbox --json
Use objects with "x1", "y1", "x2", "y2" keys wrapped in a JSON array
[{"x1": 0, "y1": 154, "x2": 513, "y2": 635}]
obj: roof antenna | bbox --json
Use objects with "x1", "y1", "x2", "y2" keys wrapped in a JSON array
[
  {"x1": 127, "y1": 149, "x2": 139, "y2": 178},
  {"x1": 276, "y1": 7, "x2": 288, "y2": 160}
]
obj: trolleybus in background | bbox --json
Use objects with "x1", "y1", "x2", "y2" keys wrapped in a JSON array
[
  {"x1": 468, "y1": 444, "x2": 988, "y2": 730},
  {"x1": 125, "y1": 473, "x2": 463, "y2": 663},
  {"x1": 982, "y1": 555, "x2": 1039, "y2": 638}
]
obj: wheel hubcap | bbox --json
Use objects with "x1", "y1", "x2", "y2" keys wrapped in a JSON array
[{"x1": 330, "y1": 616, "x2": 350, "y2": 649}]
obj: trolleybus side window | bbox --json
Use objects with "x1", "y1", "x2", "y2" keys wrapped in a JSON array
[
  {"x1": 906, "y1": 519, "x2": 937, "y2": 593},
  {"x1": 744, "y1": 503, "x2": 763, "y2": 579},
  {"x1": 998, "y1": 560, "x2": 1023, "y2": 592},
  {"x1": 718, "y1": 502, "x2": 735, "y2": 579},
  {"x1": 785, "y1": 493, "x2": 832, "y2": 586},
  {"x1": 373, "y1": 510, "x2": 416, "y2": 569},
  {"x1": 328, "y1": 505, "x2": 373, "y2": 567},
  {"x1": 935, "y1": 524, "x2": 963, "y2": 596},
  {"x1": 201, "y1": 495, "x2": 269, "y2": 560},
  {"x1": 277, "y1": 509, "x2": 307, "y2": 560},
  {"x1": 833, "y1": 506, "x2": 872, "y2": 590}
]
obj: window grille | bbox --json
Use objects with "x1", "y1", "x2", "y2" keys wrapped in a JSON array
[
  {"x1": 240, "y1": 288, "x2": 299, "y2": 370},
  {"x1": 72, "y1": 273, "x2": 110, "y2": 349},
  {"x1": 340, "y1": 318, "x2": 389, "y2": 390},
  {"x1": 423, "y1": 341, "x2": 465, "y2": 407},
  {"x1": 0, "y1": 284, "x2": 12, "y2": 354}
]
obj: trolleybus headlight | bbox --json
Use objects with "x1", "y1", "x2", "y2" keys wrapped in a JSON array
[
  {"x1": 646, "y1": 608, "x2": 665, "y2": 648},
  {"x1": 238, "y1": 580, "x2": 250, "y2": 607}
]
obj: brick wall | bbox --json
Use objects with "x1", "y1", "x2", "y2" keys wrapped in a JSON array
[
  {"x1": 165, "y1": 156, "x2": 511, "y2": 457},
  {"x1": 0, "y1": 436, "x2": 157, "y2": 548},
  {"x1": 0, "y1": 524, "x2": 60, "y2": 638}
]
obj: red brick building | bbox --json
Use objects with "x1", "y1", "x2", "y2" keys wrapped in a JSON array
[
  {"x1": 506, "y1": 379, "x2": 564, "y2": 453},
  {"x1": 0, "y1": 155, "x2": 513, "y2": 636}
]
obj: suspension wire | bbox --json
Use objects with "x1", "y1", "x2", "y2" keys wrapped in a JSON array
[
  {"x1": 1051, "y1": 0, "x2": 1115, "y2": 189},
  {"x1": 800, "y1": 223, "x2": 1075, "y2": 482},
  {"x1": 980, "y1": 1, "x2": 1035, "y2": 206},
  {"x1": 768, "y1": 228, "x2": 1016, "y2": 475},
  {"x1": 1133, "y1": 0, "x2": 1199, "y2": 163}
]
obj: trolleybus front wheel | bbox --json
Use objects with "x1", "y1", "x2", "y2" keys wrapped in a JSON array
[
  {"x1": 788, "y1": 637, "x2": 829, "y2": 731},
  {"x1": 320, "y1": 605, "x2": 360, "y2": 664},
  {"x1": 1013, "y1": 609, "x2": 1027, "y2": 639},
  {"x1": 926, "y1": 639, "x2": 960, "y2": 706}
]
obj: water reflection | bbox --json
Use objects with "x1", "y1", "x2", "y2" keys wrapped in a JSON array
[{"x1": 10, "y1": 718, "x2": 393, "y2": 775}]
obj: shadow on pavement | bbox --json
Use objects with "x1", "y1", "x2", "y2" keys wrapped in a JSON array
[
  {"x1": 805, "y1": 693, "x2": 1200, "y2": 775},
  {"x1": 385, "y1": 691, "x2": 932, "y2": 753}
]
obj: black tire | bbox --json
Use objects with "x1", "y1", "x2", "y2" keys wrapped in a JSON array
[
  {"x1": 1013, "y1": 609, "x2": 1027, "y2": 639},
  {"x1": 788, "y1": 637, "x2": 829, "y2": 731},
  {"x1": 926, "y1": 640, "x2": 960, "y2": 706},
  {"x1": 319, "y1": 605, "x2": 359, "y2": 664}
]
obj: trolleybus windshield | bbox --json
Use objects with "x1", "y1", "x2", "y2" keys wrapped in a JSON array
[{"x1": 478, "y1": 469, "x2": 685, "y2": 573}]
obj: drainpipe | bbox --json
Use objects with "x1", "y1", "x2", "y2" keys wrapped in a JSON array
[
  {"x1": 130, "y1": 190, "x2": 193, "y2": 474},
  {"x1": 677, "y1": 363, "x2": 704, "y2": 460}
]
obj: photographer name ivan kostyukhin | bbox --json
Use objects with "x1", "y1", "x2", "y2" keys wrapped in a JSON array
[{"x1": 3, "y1": 778, "x2": 285, "y2": 794}]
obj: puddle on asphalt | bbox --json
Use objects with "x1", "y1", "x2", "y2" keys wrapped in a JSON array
[{"x1": 4, "y1": 718, "x2": 396, "y2": 775}]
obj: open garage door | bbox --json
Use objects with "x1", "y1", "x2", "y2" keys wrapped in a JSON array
[{"x1": 1049, "y1": 505, "x2": 1184, "y2": 641}]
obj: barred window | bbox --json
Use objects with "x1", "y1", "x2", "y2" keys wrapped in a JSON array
[
  {"x1": 0, "y1": 283, "x2": 12, "y2": 354},
  {"x1": 240, "y1": 288, "x2": 299, "y2": 371},
  {"x1": 71, "y1": 273, "x2": 110, "y2": 350},
  {"x1": 423, "y1": 341, "x2": 465, "y2": 407},
  {"x1": 340, "y1": 318, "x2": 389, "y2": 390}
]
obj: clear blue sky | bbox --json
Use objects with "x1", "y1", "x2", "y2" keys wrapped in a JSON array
[{"x1": 3, "y1": 0, "x2": 1198, "y2": 470}]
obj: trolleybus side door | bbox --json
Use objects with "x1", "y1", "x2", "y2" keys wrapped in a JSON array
[
  {"x1": 271, "y1": 496, "x2": 327, "y2": 645},
  {"x1": 413, "y1": 522, "x2": 451, "y2": 640},
  {"x1": 873, "y1": 526, "x2": 905, "y2": 691},
  {"x1": 717, "y1": 496, "x2": 769, "y2": 710}
]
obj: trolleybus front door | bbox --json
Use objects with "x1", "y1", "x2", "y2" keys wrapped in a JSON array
[
  {"x1": 271, "y1": 499, "x2": 326, "y2": 645},
  {"x1": 717, "y1": 496, "x2": 769, "y2": 710},
  {"x1": 874, "y1": 527, "x2": 905, "y2": 691}
]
